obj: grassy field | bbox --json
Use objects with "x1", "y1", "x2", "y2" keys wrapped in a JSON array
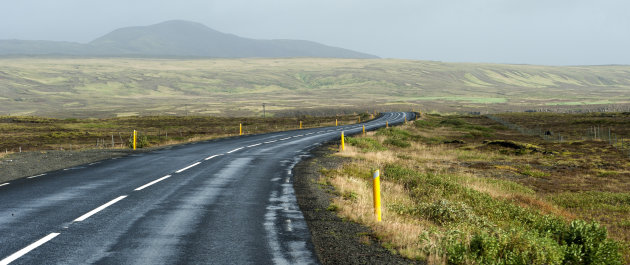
[
  {"x1": 1, "y1": 58, "x2": 629, "y2": 118},
  {"x1": 0, "y1": 114, "x2": 365, "y2": 152},
  {"x1": 320, "y1": 112, "x2": 629, "y2": 264}
]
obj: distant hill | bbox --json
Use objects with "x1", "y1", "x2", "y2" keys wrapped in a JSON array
[{"x1": 0, "y1": 20, "x2": 378, "y2": 59}]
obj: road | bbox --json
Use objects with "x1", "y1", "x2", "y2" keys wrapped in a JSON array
[{"x1": 0, "y1": 112, "x2": 414, "y2": 265}]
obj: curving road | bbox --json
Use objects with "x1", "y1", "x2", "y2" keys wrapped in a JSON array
[{"x1": 0, "y1": 112, "x2": 414, "y2": 265}]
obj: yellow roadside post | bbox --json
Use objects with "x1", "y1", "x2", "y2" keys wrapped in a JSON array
[
  {"x1": 373, "y1": 169, "x2": 382, "y2": 222},
  {"x1": 133, "y1": 130, "x2": 137, "y2": 150},
  {"x1": 336, "y1": 119, "x2": 338, "y2": 126},
  {"x1": 239, "y1": 123, "x2": 243, "y2": 135},
  {"x1": 358, "y1": 116, "x2": 361, "y2": 123},
  {"x1": 340, "y1": 131, "x2": 345, "y2": 151},
  {"x1": 404, "y1": 116, "x2": 407, "y2": 123},
  {"x1": 300, "y1": 121, "x2": 302, "y2": 129},
  {"x1": 386, "y1": 121, "x2": 389, "y2": 128},
  {"x1": 362, "y1": 125, "x2": 366, "y2": 135}
]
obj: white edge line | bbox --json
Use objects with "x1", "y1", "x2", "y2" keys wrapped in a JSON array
[
  {"x1": 73, "y1": 195, "x2": 127, "y2": 222},
  {"x1": 226, "y1": 147, "x2": 244, "y2": 154},
  {"x1": 175, "y1": 162, "x2": 202, "y2": 173},
  {"x1": 27, "y1": 173, "x2": 47, "y2": 179},
  {"x1": 0, "y1": 183, "x2": 9, "y2": 187},
  {"x1": 134, "y1": 175, "x2": 171, "y2": 191},
  {"x1": 0, "y1": 233, "x2": 61, "y2": 265},
  {"x1": 204, "y1": 154, "x2": 223, "y2": 160}
]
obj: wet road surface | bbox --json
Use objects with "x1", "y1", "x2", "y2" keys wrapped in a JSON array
[{"x1": 0, "y1": 112, "x2": 413, "y2": 265}]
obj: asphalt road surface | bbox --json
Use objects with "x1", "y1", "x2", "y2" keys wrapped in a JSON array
[{"x1": 0, "y1": 112, "x2": 414, "y2": 265}]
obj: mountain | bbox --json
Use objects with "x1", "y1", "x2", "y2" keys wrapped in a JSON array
[{"x1": 0, "y1": 20, "x2": 378, "y2": 59}]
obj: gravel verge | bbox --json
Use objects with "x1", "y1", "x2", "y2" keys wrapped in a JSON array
[
  {"x1": 294, "y1": 145, "x2": 424, "y2": 265},
  {"x1": 0, "y1": 149, "x2": 138, "y2": 183}
]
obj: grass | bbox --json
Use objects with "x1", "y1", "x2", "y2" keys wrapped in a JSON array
[
  {"x1": 0, "y1": 114, "x2": 363, "y2": 152},
  {"x1": 320, "y1": 113, "x2": 630, "y2": 264},
  {"x1": 1, "y1": 58, "x2": 629, "y2": 118}
]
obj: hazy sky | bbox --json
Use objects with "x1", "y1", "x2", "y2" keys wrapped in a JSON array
[{"x1": 1, "y1": 0, "x2": 629, "y2": 65}]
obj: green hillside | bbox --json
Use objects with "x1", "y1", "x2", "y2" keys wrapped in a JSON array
[{"x1": 0, "y1": 58, "x2": 629, "y2": 117}]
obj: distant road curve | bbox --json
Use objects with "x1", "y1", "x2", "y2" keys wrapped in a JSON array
[{"x1": 0, "y1": 112, "x2": 414, "y2": 265}]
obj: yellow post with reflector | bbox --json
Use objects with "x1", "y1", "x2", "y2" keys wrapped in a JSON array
[
  {"x1": 239, "y1": 123, "x2": 243, "y2": 135},
  {"x1": 300, "y1": 121, "x2": 302, "y2": 129},
  {"x1": 404, "y1": 116, "x2": 407, "y2": 123},
  {"x1": 336, "y1": 119, "x2": 338, "y2": 126},
  {"x1": 386, "y1": 121, "x2": 389, "y2": 128},
  {"x1": 133, "y1": 130, "x2": 137, "y2": 150},
  {"x1": 373, "y1": 169, "x2": 381, "y2": 222},
  {"x1": 362, "y1": 125, "x2": 366, "y2": 135},
  {"x1": 340, "y1": 131, "x2": 345, "y2": 151}
]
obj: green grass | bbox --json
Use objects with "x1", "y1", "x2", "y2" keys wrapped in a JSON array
[{"x1": 549, "y1": 192, "x2": 630, "y2": 213}]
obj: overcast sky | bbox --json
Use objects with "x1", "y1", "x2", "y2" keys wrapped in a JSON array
[{"x1": 1, "y1": 0, "x2": 628, "y2": 65}]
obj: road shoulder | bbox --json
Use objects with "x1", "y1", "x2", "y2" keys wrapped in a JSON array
[{"x1": 293, "y1": 145, "x2": 423, "y2": 265}]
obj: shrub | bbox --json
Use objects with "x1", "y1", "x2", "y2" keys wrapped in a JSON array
[
  {"x1": 345, "y1": 137, "x2": 386, "y2": 152},
  {"x1": 384, "y1": 138, "x2": 411, "y2": 148},
  {"x1": 128, "y1": 134, "x2": 149, "y2": 148},
  {"x1": 561, "y1": 220, "x2": 622, "y2": 265}
]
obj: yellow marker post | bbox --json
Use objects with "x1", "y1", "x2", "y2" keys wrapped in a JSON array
[
  {"x1": 340, "y1": 131, "x2": 345, "y2": 151},
  {"x1": 336, "y1": 119, "x2": 338, "y2": 126},
  {"x1": 239, "y1": 123, "x2": 243, "y2": 136},
  {"x1": 404, "y1": 116, "x2": 407, "y2": 123},
  {"x1": 300, "y1": 121, "x2": 302, "y2": 129},
  {"x1": 362, "y1": 125, "x2": 366, "y2": 135},
  {"x1": 133, "y1": 130, "x2": 137, "y2": 150},
  {"x1": 373, "y1": 169, "x2": 381, "y2": 222},
  {"x1": 386, "y1": 121, "x2": 389, "y2": 128},
  {"x1": 358, "y1": 116, "x2": 361, "y2": 123}
]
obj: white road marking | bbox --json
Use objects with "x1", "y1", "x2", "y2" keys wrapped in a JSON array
[
  {"x1": 296, "y1": 134, "x2": 304, "y2": 137},
  {"x1": 27, "y1": 174, "x2": 46, "y2": 179},
  {"x1": 73, "y1": 195, "x2": 127, "y2": 222},
  {"x1": 264, "y1": 140, "x2": 277, "y2": 144},
  {"x1": 134, "y1": 175, "x2": 171, "y2": 191},
  {"x1": 0, "y1": 183, "x2": 9, "y2": 187},
  {"x1": 204, "y1": 154, "x2": 223, "y2": 160},
  {"x1": 247, "y1": 143, "x2": 262, "y2": 148},
  {"x1": 175, "y1": 162, "x2": 202, "y2": 173},
  {"x1": 0, "y1": 233, "x2": 61, "y2": 265},
  {"x1": 226, "y1": 147, "x2": 244, "y2": 154},
  {"x1": 279, "y1": 137, "x2": 291, "y2": 141}
]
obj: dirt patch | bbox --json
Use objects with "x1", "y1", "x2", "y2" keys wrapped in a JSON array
[
  {"x1": 0, "y1": 149, "x2": 135, "y2": 183},
  {"x1": 293, "y1": 145, "x2": 422, "y2": 265}
]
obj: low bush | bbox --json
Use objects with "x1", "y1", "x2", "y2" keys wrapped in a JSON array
[{"x1": 346, "y1": 137, "x2": 386, "y2": 152}]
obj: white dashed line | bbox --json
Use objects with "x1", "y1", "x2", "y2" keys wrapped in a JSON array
[
  {"x1": 175, "y1": 162, "x2": 202, "y2": 173},
  {"x1": 226, "y1": 147, "x2": 244, "y2": 154},
  {"x1": 0, "y1": 183, "x2": 9, "y2": 187},
  {"x1": 279, "y1": 137, "x2": 291, "y2": 141},
  {"x1": 134, "y1": 175, "x2": 171, "y2": 191},
  {"x1": 0, "y1": 233, "x2": 61, "y2": 265},
  {"x1": 73, "y1": 195, "x2": 127, "y2": 222},
  {"x1": 27, "y1": 174, "x2": 46, "y2": 179},
  {"x1": 247, "y1": 143, "x2": 262, "y2": 148},
  {"x1": 204, "y1": 154, "x2": 223, "y2": 160},
  {"x1": 264, "y1": 140, "x2": 277, "y2": 144}
]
